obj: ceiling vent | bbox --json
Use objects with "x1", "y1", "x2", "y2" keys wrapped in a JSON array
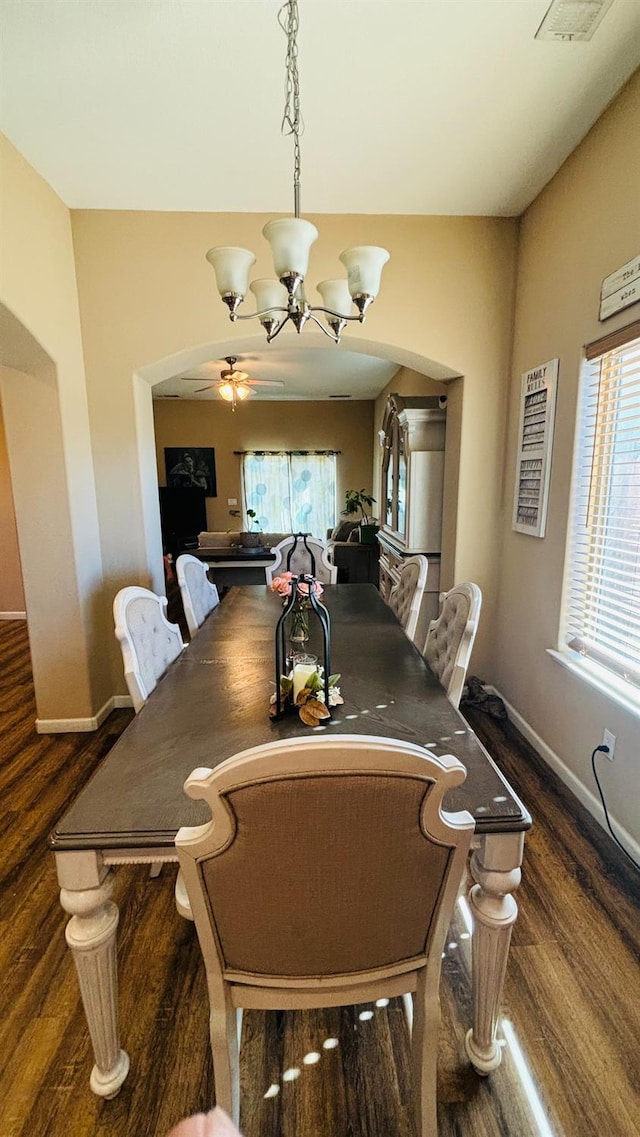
[
  {"x1": 329, "y1": 394, "x2": 352, "y2": 399},
  {"x1": 535, "y1": 0, "x2": 615, "y2": 41}
]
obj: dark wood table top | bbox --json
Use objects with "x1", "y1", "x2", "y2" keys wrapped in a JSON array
[{"x1": 51, "y1": 585, "x2": 530, "y2": 851}]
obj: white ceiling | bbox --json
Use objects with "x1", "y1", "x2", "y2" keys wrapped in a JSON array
[
  {"x1": 1, "y1": 0, "x2": 639, "y2": 217},
  {"x1": 154, "y1": 349, "x2": 401, "y2": 401},
  {"x1": 2, "y1": 0, "x2": 638, "y2": 402}
]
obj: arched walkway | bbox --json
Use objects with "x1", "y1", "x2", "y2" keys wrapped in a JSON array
[
  {"x1": 0, "y1": 303, "x2": 108, "y2": 730},
  {"x1": 133, "y1": 331, "x2": 463, "y2": 593}
]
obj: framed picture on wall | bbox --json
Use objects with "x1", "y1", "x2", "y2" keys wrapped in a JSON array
[
  {"x1": 512, "y1": 359, "x2": 558, "y2": 538},
  {"x1": 165, "y1": 447, "x2": 217, "y2": 497}
]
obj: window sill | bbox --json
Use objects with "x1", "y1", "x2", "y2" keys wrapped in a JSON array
[{"x1": 546, "y1": 648, "x2": 640, "y2": 720}]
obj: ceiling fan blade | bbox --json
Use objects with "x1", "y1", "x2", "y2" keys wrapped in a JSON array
[
  {"x1": 222, "y1": 370, "x2": 249, "y2": 383},
  {"x1": 181, "y1": 376, "x2": 209, "y2": 381},
  {"x1": 193, "y1": 385, "x2": 216, "y2": 394},
  {"x1": 247, "y1": 379, "x2": 285, "y2": 387}
]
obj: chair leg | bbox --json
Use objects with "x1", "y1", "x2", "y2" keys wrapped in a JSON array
[
  {"x1": 209, "y1": 980, "x2": 240, "y2": 1126},
  {"x1": 412, "y1": 972, "x2": 439, "y2": 1137},
  {"x1": 402, "y1": 991, "x2": 414, "y2": 1034},
  {"x1": 148, "y1": 863, "x2": 162, "y2": 879}
]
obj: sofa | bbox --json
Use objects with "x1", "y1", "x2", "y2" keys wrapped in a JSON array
[{"x1": 196, "y1": 531, "x2": 290, "y2": 552}]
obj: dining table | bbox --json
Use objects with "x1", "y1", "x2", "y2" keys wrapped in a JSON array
[{"x1": 51, "y1": 584, "x2": 531, "y2": 1099}]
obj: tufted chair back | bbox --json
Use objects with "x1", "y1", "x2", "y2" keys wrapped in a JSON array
[
  {"x1": 113, "y1": 586, "x2": 185, "y2": 713},
  {"x1": 422, "y1": 582, "x2": 482, "y2": 708},
  {"x1": 388, "y1": 555, "x2": 429, "y2": 643},
  {"x1": 265, "y1": 534, "x2": 338, "y2": 584},
  {"x1": 176, "y1": 554, "x2": 220, "y2": 638},
  {"x1": 176, "y1": 735, "x2": 474, "y2": 1133}
]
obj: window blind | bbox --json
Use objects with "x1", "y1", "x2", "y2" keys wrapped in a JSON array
[{"x1": 563, "y1": 328, "x2": 640, "y2": 690}]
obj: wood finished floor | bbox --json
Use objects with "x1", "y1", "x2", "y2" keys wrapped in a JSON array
[{"x1": 0, "y1": 618, "x2": 638, "y2": 1137}]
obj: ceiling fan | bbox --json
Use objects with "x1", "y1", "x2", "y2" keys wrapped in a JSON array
[{"x1": 181, "y1": 357, "x2": 284, "y2": 409}]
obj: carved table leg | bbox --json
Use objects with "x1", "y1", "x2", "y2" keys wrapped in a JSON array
[
  {"x1": 59, "y1": 867, "x2": 129, "y2": 1098},
  {"x1": 465, "y1": 831, "x2": 524, "y2": 1075}
]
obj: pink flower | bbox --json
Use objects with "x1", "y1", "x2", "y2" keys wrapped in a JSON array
[
  {"x1": 269, "y1": 572, "x2": 294, "y2": 596},
  {"x1": 296, "y1": 579, "x2": 324, "y2": 598},
  {"x1": 269, "y1": 572, "x2": 324, "y2": 599}
]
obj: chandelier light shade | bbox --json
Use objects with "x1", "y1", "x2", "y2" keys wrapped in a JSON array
[
  {"x1": 316, "y1": 279, "x2": 353, "y2": 316},
  {"x1": 205, "y1": 0, "x2": 389, "y2": 344},
  {"x1": 262, "y1": 217, "x2": 318, "y2": 283},
  {"x1": 339, "y1": 246, "x2": 390, "y2": 307},
  {"x1": 205, "y1": 247, "x2": 257, "y2": 313}
]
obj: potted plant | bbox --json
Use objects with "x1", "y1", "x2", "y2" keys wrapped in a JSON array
[
  {"x1": 343, "y1": 489, "x2": 378, "y2": 544},
  {"x1": 240, "y1": 508, "x2": 264, "y2": 548}
]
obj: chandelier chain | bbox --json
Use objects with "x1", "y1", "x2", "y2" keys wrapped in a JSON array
[
  {"x1": 278, "y1": 0, "x2": 303, "y2": 217},
  {"x1": 205, "y1": 0, "x2": 389, "y2": 345}
]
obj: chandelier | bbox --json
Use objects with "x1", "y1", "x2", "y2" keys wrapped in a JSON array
[{"x1": 206, "y1": 0, "x2": 389, "y2": 345}]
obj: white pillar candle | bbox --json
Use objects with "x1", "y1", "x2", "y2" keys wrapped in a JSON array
[{"x1": 293, "y1": 662, "x2": 317, "y2": 702}]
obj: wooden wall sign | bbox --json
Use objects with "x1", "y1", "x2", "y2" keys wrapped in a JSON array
[
  {"x1": 599, "y1": 254, "x2": 640, "y2": 322},
  {"x1": 512, "y1": 359, "x2": 558, "y2": 538}
]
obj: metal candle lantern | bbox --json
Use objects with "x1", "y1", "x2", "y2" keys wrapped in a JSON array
[
  {"x1": 285, "y1": 532, "x2": 318, "y2": 574},
  {"x1": 273, "y1": 573, "x2": 331, "y2": 720}
]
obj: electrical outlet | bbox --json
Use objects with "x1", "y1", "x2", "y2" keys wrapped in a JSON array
[
  {"x1": 602, "y1": 729, "x2": 616, "y2": 760},
  {"x1": 227, "y1": 498, "x2": 237, "y2": 506}
]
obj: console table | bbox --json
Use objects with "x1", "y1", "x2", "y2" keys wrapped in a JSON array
[{"x1": 192, "y1": 545, "x2": 276, "y2": 587}]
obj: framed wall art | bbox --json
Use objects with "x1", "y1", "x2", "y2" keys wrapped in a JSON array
[
  {"x1": 512, "y1": 359, "x2": 558, "y2": 538},
  {"x1": 165, "y1": 447, "x2": 217, "y2": 497}
]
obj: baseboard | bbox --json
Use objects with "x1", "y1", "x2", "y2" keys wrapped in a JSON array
[
  {"x1": 0, "y1": 611, "x2": 26, "y2": 620},
  {"x1": 36, "y1": 693, "x2": 134, "y2": 734},
  {"x1": 488, "y1": 686, "x2": 640, "y2": 864}
]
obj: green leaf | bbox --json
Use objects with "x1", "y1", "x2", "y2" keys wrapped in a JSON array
[
  {"x1": 328, "y1": 673, "x2": 341, "y2": 686},
  {"x1": 280, "y1": 675, "x2": 293, "y2": 693}
]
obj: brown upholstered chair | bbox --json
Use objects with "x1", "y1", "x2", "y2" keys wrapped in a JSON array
[{"x1": 175, "y1": 735, "x2": 473, "y2": 1135}]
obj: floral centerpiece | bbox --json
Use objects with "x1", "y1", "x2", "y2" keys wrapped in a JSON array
[
  {"x1": 271, "y1": 666, "x2": 343, "y2": 725},
  {"x1": 269, "y1": 571, "x2": 324, "y2": 644}
]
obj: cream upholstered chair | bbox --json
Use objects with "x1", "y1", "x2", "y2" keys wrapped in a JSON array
[
  {"x1": 423, "y1": 582, "x2": 482, "y2": 708},
  {"x1": 265, "y1": 534, "x2": 338, "y2": 584},
  {"x1": 113, "y1": 586, "x2": 185, "y2": 713},
  {"x1": 176, "y1": 553, "x2": 220, "y2": 638},
  {"x1": 176, "y1": 735, "x2": 473, "y2": 1135},
  {"x1": 388, "y1": 555, "x2": 429, "y2": 643}
]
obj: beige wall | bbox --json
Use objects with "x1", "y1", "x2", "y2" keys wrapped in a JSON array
[
  {"x1": 71, "y1": 210, "x2": 517, "y2": 692},
  {"x1": 154, "y1": 399, "x2": 375, "y2": 533},
  {"x1": 0, "y1": 398, "x2": 24, "y2": 613},
  {"x1": 497, "y1": 69, "x2": 640, "y2": 846},
  {"x1": 0, "y1": 135, "x2": 110, "y2": 724}
]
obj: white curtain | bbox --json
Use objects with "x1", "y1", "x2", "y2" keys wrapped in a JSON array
[{"x1": 242, "y1": 453, "x2": 336, "y2": 538}]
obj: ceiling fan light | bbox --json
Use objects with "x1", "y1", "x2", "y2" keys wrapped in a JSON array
[
  {"x1": 263, "y1": 218, "x2": 318, "y2": 282},
  {"x1": 236, "y1": 384, "x2": 251, "y2": 400},
  {"x1": 206, "y1": 246, "x2": 256, "y2": 300},
  {"x1": 339, "y1": 246, "x2": 390, "y2": 301},
  {"x1": 249, "y1": 278, "x2": 289, "y2": 321},
  {"x1": 218, "y1": 382, "x2": 235, "y2": 402},
  {"x1": 316, "y1": 279, "x2": 354, "y2": 317}
]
